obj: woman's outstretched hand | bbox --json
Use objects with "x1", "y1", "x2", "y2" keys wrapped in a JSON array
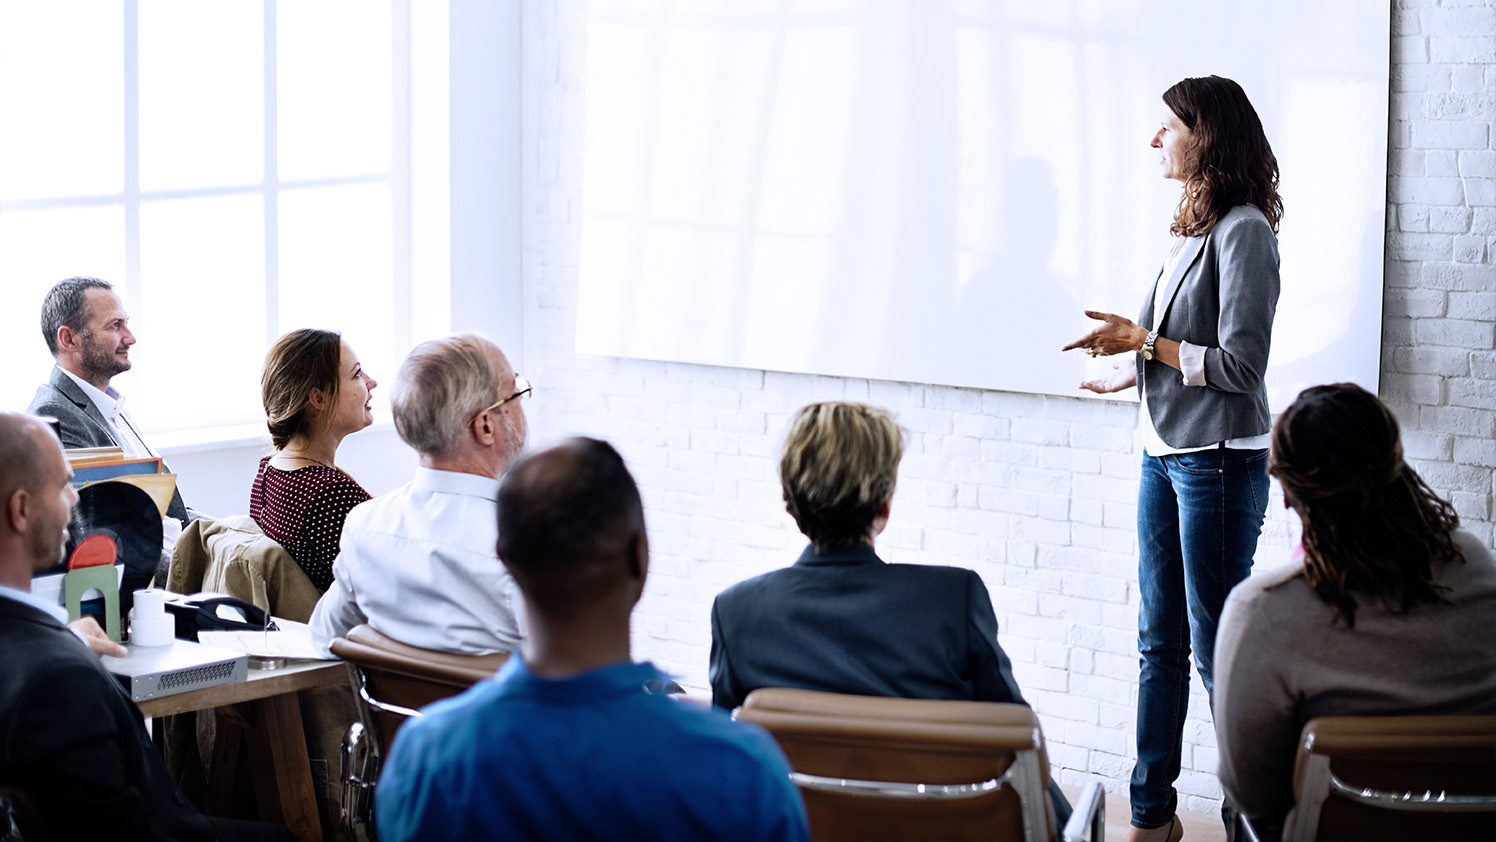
[
  {"x1": 1080, "y1": 358, "x2": 1138, "y2": 393},
  {"x1": 1062, "y1": 310, "x2": 1148, "y2": 358}
]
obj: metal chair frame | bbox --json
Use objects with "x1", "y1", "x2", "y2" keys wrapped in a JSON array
[
  {"x1": 331, "y1": 628, "x2": 506, "y2": 842},
  {"x1": 338, "y1": 661, "x2": 427, "y2": 842},
  {"x1": 1287, "y1": 752, "x2": 1496, "y2": 840}
]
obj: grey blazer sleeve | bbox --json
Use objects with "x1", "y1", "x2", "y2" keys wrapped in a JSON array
[{"x1": 1202, "y1": 213, "x2": 1280, "y2": 394}]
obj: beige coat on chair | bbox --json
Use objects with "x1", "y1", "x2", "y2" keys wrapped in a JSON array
[{"x1": 168, "y1": 514, "x2": 321, "y2": 622}]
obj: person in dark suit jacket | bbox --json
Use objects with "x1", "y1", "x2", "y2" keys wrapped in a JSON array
[
  {"x1": 0, "y1": 412, "x2": 289, "y2": 842},
  {"x1": 26, "y1": 276, "x2": 189, "y2": 524},
  {"x1": 709, "y1": 401, "x2": 1069, "y2": 821},
  {"x1": 709, "y1": 545, "x2": 1024, "y2": 710}
]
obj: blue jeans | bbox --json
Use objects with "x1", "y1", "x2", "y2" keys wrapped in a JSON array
[{"x1": 1130, "y1": 447, "x2": 1269, "y2": 829}]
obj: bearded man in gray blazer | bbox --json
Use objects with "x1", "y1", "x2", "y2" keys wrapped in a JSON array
[{"x1": 26, "y1": 276, "x2": 189, "y2": 525}]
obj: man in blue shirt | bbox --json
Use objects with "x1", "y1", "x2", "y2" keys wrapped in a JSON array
[{"x1": 375, "y1": 437, "x2": 809, "y2": 842}]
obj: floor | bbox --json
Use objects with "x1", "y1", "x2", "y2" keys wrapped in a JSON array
[{"x1": 1061, "y1": 785, "x2": 1228, "y2": 842}]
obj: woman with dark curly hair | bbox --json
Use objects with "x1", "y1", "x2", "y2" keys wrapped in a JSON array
[
  {"x1": 249, "y1": 328, "x2": 377, "y2": 591},
  {"x1": 1063, "y1": 75, "x2": 1283, "y2": 841},
  {"x1": 1214, "y1": 383, "x2": 1496, "y2": 840}
]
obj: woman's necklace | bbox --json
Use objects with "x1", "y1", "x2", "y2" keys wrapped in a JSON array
[{"x1": 279, "y1": 451, "x2": 335, "y2": 470}]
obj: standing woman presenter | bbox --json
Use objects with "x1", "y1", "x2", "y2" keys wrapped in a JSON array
[{"x1": 1062, "y1": 75, "x2": 1282, "y2": 842}]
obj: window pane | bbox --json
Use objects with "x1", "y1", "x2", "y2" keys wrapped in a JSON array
[
  {"x1": 132, "y1": 195, "x2": 266, "y2": 432},
  {"x1": 278, "y1": 185, "x2": 396, "y2": 400},
  {"x1": 278, "y1": 0, "x2": 393, "y2": 181},
  {"x1": 0, "y1": 206, "x2": 127, "y2": 413},
  {"x1": 410, "y1": 0, "x2": 451, "y2": 343},
  {"x1": 138, "y1": 0, "x2": 264, "y2": 192},
  {"x1": 0, "y1": 4, "x2": 123, "y2": 200}
]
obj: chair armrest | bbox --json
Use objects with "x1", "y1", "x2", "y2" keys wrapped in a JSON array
[{"x1": 1061, "y1": 780, "x2": 1105, "y2": 842}]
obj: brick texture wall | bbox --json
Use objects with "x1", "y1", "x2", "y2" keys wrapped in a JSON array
[{"x1": 521, "y1": 0, "x2": 1494, "y2": 809}]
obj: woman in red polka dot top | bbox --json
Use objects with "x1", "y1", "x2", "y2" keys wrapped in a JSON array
[{"x1": 250, "y1": 329, "x2": 377, "y2": 591}]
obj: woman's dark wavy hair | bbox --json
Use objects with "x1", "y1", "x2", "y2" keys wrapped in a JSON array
[
  {"x1": 1163, "y1": 75, "x2": 1283, "y2": 238},
  {"x1": 1269, "y1": 383, "x2": 1463, "y2": 628}
]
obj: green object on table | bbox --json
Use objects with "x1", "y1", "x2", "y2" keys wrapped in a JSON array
[{"x1": 64, "y1": 565, "x2": 121, "y2": 642}]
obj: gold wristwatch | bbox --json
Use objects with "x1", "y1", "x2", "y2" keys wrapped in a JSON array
[{"x1": 1141, "y1": 328, "x2": 1159, "y2": 361}]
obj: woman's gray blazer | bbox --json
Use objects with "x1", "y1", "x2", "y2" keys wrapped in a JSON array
[{"x1": 1138, "y1": 204, "x2": 1280, "y2": 448}]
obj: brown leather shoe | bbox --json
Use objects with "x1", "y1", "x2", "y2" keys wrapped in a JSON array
[{"x1": 1127, "y1": 815, "x2": 1183, "y2": 842}]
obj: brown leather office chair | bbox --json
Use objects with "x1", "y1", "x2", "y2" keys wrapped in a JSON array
[
  {"x1": 738, "y1": 688, "x2": 1105, "y2": 842},
  {"x1": 329, "y1": 625, "x2": 509, "y2": 842},
  {"x1": 1267, "y1": 714, "x2": 1496, "y2": 841}
]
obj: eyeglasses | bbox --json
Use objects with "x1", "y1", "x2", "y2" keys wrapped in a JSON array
[{"x1": 470, "y1": 374, "x2": 532, "y2": 426}]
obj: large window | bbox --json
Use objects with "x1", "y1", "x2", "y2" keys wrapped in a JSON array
[{"x1": 0, "y1": 0, "x2": 450, "y2": 437}]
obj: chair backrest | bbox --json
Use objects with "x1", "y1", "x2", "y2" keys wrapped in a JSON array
[
  {"x1": 1288, "y1": 714, "x2": 1496, "y2": 841},
  {"x1": 331, "y1": 625, "x2": 510, "y2": 841},
  {"x1": 331, "y1": 624, "x2": 509, "y2": 750},
  {"x1": 738, "y1": 688, "x2": 1056, "y2": 842}
]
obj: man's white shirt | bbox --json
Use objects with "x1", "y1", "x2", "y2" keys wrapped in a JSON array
[{"x1": 308, "y1": 466, "x2": 525, "y2": 657}]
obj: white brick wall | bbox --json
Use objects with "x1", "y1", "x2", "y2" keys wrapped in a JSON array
[{"x1": 521, "y1": 0, "x2": 1495, "y2": 810}]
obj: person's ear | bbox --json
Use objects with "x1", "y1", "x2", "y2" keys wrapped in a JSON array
[
  {"x1": 868, "y1": 497, "x2": 893, "y2": 540},
  {"x1": 470, "y1": 410, "x2": 498, "y2": 448},
  {"x1": 5, "y1": 488, "x2": 30, "y2": 535},
  {"x1": 307, "y1": 387, "x2": 328, "y2": 412},
  {"x1": 55, "y1": 325, "x2": 78, "y2": 354},
  {"x1": 625, "y1": 530, "x2": 648, "y2": 602}
]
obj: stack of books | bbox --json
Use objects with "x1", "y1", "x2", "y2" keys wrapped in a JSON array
[{"x1": 65, "y1": 446, "x2": 177, "y2": 519}]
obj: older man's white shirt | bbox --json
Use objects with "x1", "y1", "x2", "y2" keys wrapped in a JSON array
[{"x1": 309, "y1": 466, "x2": 524, "y2": 656}]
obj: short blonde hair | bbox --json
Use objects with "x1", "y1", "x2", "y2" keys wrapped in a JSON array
[{"x1": 780, "y1": 402, "x2": 905, "y2": 552}]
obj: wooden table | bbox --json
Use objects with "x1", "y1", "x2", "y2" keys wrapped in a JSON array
[{"x1": 141, "y1": 659, "x2": 345, "y2": 842}]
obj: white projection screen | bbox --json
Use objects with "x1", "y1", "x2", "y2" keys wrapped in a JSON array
[{"x1": 575, "y1": 0, "x2": 1390, "y2": 409}]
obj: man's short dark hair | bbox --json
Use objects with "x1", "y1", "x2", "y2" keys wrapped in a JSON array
[
  {"x1": 40, "y1": 276, "x2": 113, "y2": 356},
  {"x1": 496, "y1": 437, "x2": 645, "y2": 616}
]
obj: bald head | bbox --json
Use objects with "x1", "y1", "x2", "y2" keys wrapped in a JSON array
[
  {"x1": 0, "y1": 413, "x2": 52, "y2": 506},
  {"x1": 496, "y1": 438, "x2": 646, "y2": 618},
  {"x1": 0, "y1": 413, "x2": 77, "y2": 586}
]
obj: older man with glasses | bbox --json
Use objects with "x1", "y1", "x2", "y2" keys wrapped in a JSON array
[{"x1": 309, "y1": 333, "x2": 532, "y2": 656}]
